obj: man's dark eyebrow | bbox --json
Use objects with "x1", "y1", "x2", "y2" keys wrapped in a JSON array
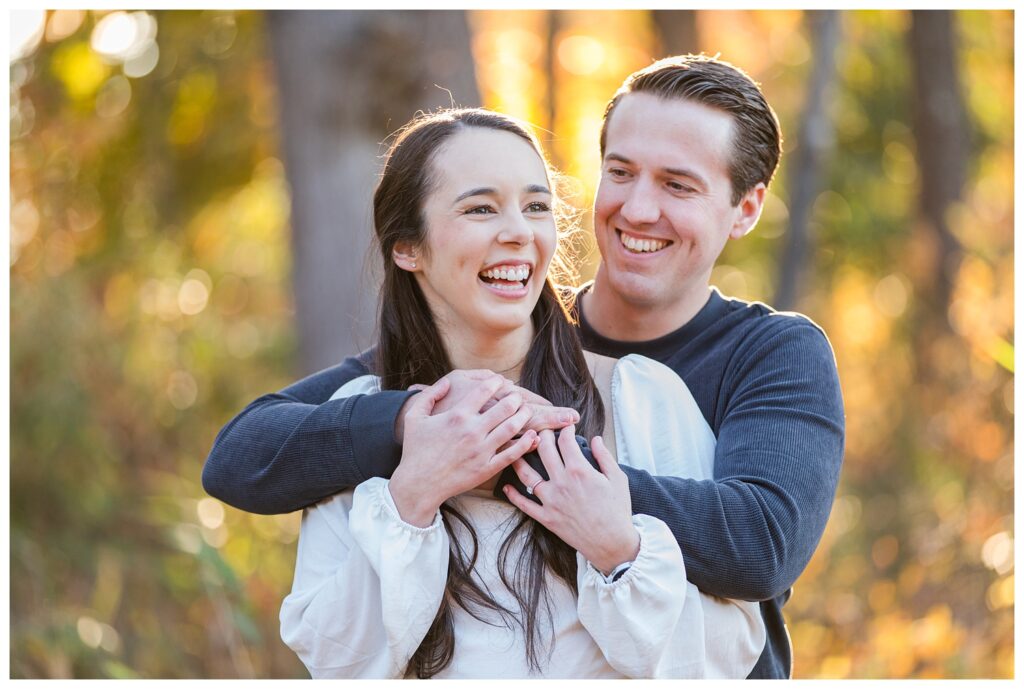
[
  {"x1": 664, "y1": 167, "x2": 708, "y2": 188},
  {"x1": 606, "y1": 153, "x2": 708, "y2": 188}
]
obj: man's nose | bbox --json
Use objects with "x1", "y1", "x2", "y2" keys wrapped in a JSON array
[{"x1": 620, "y1": 178, "x2": 661, "y2": 226}]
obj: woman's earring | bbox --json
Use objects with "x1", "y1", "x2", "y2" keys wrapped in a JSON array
[{"x1": 410, "y1": 261, "x2": 416, "y2": 268}]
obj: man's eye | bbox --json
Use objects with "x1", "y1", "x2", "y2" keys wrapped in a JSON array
[
  {"x1": 667, "y1": 181, "x2": 693, "y2": 193},
  {"x1": 525, "y1": 201, "x2": 551, "y2": 213},
  {"x1": 608, "y1": 168, "x2": 629, "y2": 178}
]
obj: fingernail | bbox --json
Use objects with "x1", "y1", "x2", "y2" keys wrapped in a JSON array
[{"x1": 561, "y1": 414, "x2": 575, "y2": 424}]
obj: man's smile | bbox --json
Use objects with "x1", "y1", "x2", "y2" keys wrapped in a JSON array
[{"x1": 616, "y1": 229, "x2": 672, "y2": 255}]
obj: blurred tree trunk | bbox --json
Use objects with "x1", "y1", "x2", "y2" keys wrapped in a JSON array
[
  {"x1": 268, "y1": 10, "x2": 480, "y2": 374},
  {"x1": 908, "y1": 9, "x2": 968, "y2": 319},
  {"x1": 545, "y1": 10, "x2": 562, "y2": 138},
  {"x1": 774, "y1": 10, "x2": 841, "y2": 310},
  {"x1": 652, "y1": 10, "x2": 699, "y2": 55}
]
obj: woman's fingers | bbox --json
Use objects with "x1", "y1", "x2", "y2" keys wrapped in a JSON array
[
  {"x1": 509, "y1": 457, "x2": 548, "y2": 496},
  {"x1": 590, "y1": 435, "x2": 621, "y2": 477},
  {"x1": 503, "y1": 483, "x2": 544, "y2": 521},
  {"x1": 557, "y1": 424, "x2": 591, "y2": 472},
  {"x1": 535, "y1": 429, "x2": 565, "y2": 480}
]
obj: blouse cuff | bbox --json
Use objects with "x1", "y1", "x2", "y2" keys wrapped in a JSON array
[
  {"x1": 581, "y1": 515, "x2": 684, "y2": 591},
  {"x1": 353, "y1": 477, "x2": 444, "y2": 534}
]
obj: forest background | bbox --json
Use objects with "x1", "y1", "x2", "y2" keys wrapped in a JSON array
[{"x1": 8, "y1": 8, "x2": 1015, "y2": 679}]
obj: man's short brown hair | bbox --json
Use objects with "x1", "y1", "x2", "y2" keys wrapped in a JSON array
[{"x1": 600, "y1": 54, "x2": 783, "y2": 206}]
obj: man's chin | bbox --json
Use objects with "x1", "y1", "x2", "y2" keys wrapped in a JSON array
[{"x1": 605, "y1": 271, "x2": 667, "y2": 309}]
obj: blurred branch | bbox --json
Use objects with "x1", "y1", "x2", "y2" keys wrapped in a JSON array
[{"x1": 775, "y1": 10, "x2": 841, "y2": 310}]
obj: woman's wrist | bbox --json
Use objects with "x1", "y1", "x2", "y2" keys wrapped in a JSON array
[
  {"x1": 586, "y1": 527, "x2": 641, "y2": 576},
  {"x1": 387, "y1": 468, "x2": 442, "y2": 528}
]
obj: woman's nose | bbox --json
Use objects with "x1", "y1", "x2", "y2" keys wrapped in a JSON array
[{"x1": 498, "y1": 213, "x2": 535, "y2": 246}]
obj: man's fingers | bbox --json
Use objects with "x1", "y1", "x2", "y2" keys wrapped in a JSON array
[
  {"x1": 514, "y1": 386, "x2": 555, "y2": 408},
  {"x1": 523, "y1": 405, "x2": 580, "y2": 433},
  {"x1": 479, "y1": 392, "x2": 524, "y2": 430},
  {"x1": 483, "y1": 405, "x2": 532, "y2": 450},
  {"x1": 454, "y1": 375, "x2": 508, "y2": 414},
  {"x1": 407, "y1": 377, "x2": 450, "y2": 417},
  {"x1": 489, "y1": 431, "x2": 538, "y2": 471}
]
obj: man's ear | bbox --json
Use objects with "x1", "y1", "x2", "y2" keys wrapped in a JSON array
[
  {"x1": 729, "y1": 183, "x2": 766, "y2": 239},
  {"x1": 392, "y1": 242, "x2": 419, "y2": 272}
]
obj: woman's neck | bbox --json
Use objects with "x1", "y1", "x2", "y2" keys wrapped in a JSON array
[{"x1": 437, "y1": 321, "x2": 533, "y2": 385}]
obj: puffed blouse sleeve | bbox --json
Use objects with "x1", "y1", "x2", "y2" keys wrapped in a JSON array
[
  {"x1": 279, "y1": 477, "x2": 449, "y2": 678},
  {"x1": 574, "y1": 354, "x2": 765, "y2": 678},
  {"x1": 576, "y1": 513, "x2": 765, "y2": 678}
]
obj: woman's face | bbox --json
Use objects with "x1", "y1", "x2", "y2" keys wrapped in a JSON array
[{"x1": 406, "y1": 127, "x2": 557, "y2": 344}]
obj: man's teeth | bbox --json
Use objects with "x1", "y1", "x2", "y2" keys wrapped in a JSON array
[
  {"x1": 620, "y1": 233, "x2": 668, "y2": 253},
  {"x1": 480, "y1": 265, "x2": 530, "y2": 282}
]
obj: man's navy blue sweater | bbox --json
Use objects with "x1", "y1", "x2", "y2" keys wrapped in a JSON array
[{"x1": 202, "y1": 287, "x2": 845, "y2": 679}]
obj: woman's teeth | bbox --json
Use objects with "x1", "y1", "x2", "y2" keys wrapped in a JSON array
[
  {"x1": 620, "y1": 233, "x2": 669, "y2": 253},
  {"x1": 479, "y1": 264, "x2": 530, "y2": 286}
]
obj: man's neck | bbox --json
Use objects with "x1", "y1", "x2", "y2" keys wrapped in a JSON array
[{"x1": 584, "y1": 269, "x2": 712, "y2": 343}]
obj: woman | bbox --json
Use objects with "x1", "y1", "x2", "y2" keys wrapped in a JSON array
[{"x1": 279, "y1": 108, "x2": 764, "y2": 678}]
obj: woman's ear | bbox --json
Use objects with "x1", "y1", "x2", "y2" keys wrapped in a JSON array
[{"x1": 392, "y1": 242, "x2": 419, "y2": 272}]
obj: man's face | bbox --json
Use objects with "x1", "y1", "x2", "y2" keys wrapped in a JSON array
[{"x1": 594, "y1": 92, "x2": 763, "y2": 312}]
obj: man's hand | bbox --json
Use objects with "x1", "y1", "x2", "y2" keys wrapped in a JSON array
[
  {"x1": 503, "y1": 428, "x2": 640, "y2": 575},
  {"x1": 388, "y1": 374, "x2": 539, "y2": 527},
  {"x1": 396, "y1": 369, "x2": 579, "y2": 441}
]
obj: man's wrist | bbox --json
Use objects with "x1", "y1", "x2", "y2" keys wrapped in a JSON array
[{"x1": 394, "y1": 391, "x2": 419, "y2": 443}]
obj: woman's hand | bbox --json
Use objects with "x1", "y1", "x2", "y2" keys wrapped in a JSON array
[
  {"x1": 503, "y1": 427, "x2": 640, "y2": 574},
  {"x1": 389, "y1": 375, "x2": 540, "y2": 527},
  {"x1": 404, "y1": 370, "x2": 580, "y2": 436}
]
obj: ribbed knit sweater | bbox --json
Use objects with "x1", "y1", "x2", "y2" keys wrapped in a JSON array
[{"x1": 202, "y1": 286, "x2": 845, "y2": 679}]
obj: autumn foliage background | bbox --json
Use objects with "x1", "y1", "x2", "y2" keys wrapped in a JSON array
[{"x1": 8, "y1": 9, "x2": 1014, "y2": 679}]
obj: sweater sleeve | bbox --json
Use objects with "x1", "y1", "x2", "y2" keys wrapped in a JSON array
[
  {"x1": 576, "y1": 514, "x2": 764, "y2": 678},
  {"x1": 201, "y1": 354, "x2": 414, "y2": 514},
  {"x1": 621, "y1": 323, "x2": 845, "y2": 601},
  {"x1": 279, "y1": 478, "x2": 449, "y2": 678}
]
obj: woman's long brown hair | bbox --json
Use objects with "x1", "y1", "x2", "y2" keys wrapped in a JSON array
[{"x1": 371, "y1": 108, "x2": 603, "y2": 677}]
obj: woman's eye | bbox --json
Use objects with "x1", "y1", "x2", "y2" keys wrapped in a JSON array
[
  {"x1": 465, "y1": 205, "x2": 496, "y2": 215},
  {"x1": 525, "y1": 201, "x2": 551, "y2": 213}
]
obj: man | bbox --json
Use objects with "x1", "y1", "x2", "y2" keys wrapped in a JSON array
[{"x1": 203, "y1": 55, "x2": 844, "y2": 678}]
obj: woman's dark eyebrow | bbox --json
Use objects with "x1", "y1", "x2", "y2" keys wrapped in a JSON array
[
  {"x1": 454, "y1": 187, "x2": 496, "y2": 203},
  {"x1": 454, "y1": 185, "x2": 551, "y2": 203}
]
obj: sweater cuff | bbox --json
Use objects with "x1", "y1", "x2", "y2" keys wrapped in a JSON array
[{"x1": 347, "y1": 390, "x2": 416, "y2": 480}]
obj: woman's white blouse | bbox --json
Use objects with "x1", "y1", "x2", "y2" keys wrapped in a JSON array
[{"x1": 280, "y1": 354, "x2": 766, "y2": 678}]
